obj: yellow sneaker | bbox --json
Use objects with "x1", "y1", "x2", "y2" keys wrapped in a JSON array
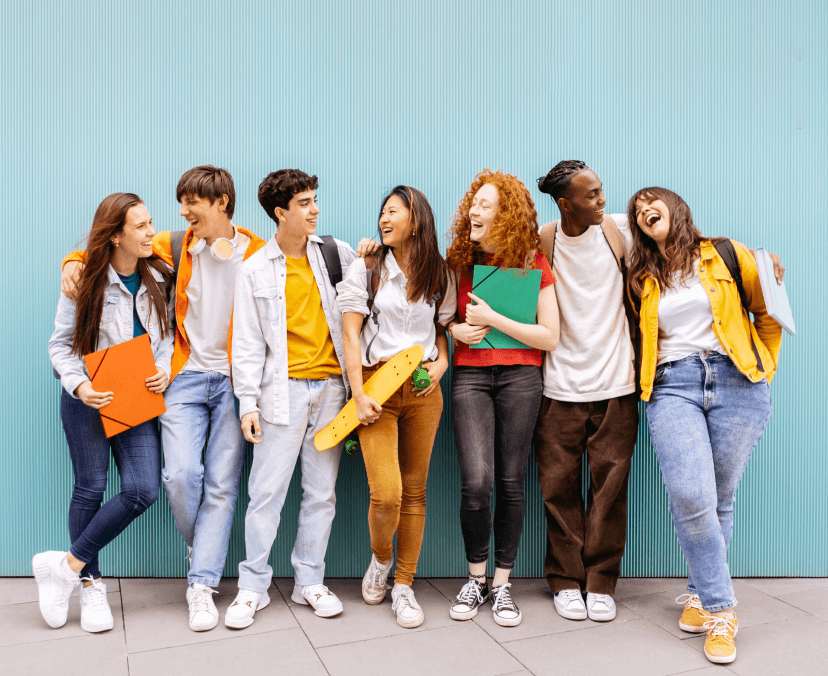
[
  {"x1": 703, "y1": 613, "x2": 738, "y2": 664},
  {"x1": 676, "y1": 593, "x2": 709, "y2": 633}
]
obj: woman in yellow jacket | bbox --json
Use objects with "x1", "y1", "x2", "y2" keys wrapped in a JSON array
[{"x1": 627, "y1": 187, "x2": 781, "y2": 666}]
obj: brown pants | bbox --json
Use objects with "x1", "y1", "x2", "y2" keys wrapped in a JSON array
[
  {"x1": 534, "y1": 393, "x2": 639, "y2": 595},
  {"x1": 357, "y1": 366, "x2": 443, "y2": 587}
]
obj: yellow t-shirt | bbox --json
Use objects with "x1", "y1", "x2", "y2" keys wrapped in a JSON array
[{"x1": 284, "y1": 254, "x2": 341, "y2": 379}]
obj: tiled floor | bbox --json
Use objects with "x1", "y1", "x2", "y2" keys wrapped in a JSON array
[{"x1": 2, "y1": 576, "x2": 827, "y2": 676}]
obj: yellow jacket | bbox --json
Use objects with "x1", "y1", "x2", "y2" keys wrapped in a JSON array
[
  {"x1": 636, "y1": 240, "x2": 782, "y2": 401},
  {"x1": 63, "y1": 227, "x2": 267, "y2": 382}
]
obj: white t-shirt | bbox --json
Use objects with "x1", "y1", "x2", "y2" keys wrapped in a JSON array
[
  {"x1": 657, "y1": 262, "x2": 726, "y2": 365},
  {"x1": 182, "y1": 226, "x2": 250, "y2": 377},
  {"x1": 542, "y1": 214, "x2": 636, "y2": 402}
]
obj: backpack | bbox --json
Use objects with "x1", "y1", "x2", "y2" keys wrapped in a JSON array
[
  {"x1": 627, "y1": 239, "x2": 764, "y2": 374},
  {"x1": 539, "y1": 216, "x2": 642, "y2": 395}
]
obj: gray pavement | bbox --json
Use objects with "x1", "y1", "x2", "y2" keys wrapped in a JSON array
[{"x1": 2, "y1": 576, "x2": 827, "y2": 676}]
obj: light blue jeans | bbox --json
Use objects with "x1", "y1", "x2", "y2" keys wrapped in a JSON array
[
  {"x1": 238, "y1": 376, "x2": 345, "y2": 592},
  {"x1": 646, "y1": 352, "x2": 772, "y2": 611},
  {"x1": 160, "y1": 370, "x2": 246, "y2": 587}
]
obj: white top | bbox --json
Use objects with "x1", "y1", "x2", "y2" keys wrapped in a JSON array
[
  {"x1": 541, "y1": 214, "x2": 636, "y2": 402},
  {"x1": 232, "y1": 235, "x2": 356, "y2": 425},
  {"x1": 182, "y1": 226, "x2": 250, "y2": 377},
  {"x1": 336, "y1": 252, "x2": 457, "y2": 367},
  {"x1": 49, "y1": 264, "x2": 175, "y2": 398},
  {"x1": 657, "y1": 262, "x2": 726, "y2": 365}
]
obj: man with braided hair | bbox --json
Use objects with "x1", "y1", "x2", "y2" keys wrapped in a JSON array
[{"x1": 534, "y1": 160, "x2": 639, "y2": 622}]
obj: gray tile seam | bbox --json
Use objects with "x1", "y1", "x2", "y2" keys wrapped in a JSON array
[
  {"x1": 286, "y1": 598, "x2": 334, "y2": 676},
  {"x1": 492, "y1": 615, "x2": 643, "y2": 645},
  {"x1": 122, "y1": 623, "x2": 302, "y2": 656}
]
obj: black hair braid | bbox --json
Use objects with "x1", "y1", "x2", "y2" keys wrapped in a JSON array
[{"x1": 537, "y1": 160, "x2": 589, "y2": 201}]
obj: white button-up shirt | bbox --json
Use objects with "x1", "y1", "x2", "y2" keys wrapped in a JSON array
[
  {"x1": 49, "y1": 264, "x2": 175, "y2": 398},
  {"x1": 231, "y1": 235, "x2": 356, "y2": 425},
  {"x1": 336, "y1": 252, "x2": 457, "y2": 366}
]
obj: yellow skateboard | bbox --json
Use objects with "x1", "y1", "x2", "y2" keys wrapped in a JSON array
[{"x1": 314, "y1": 344, "x2": 425, "y2": 451}]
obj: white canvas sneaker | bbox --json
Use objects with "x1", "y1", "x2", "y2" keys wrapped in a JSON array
[
  {"x1": 362, "y1": 554, "x2": 393, "y2": 605},
  {"x1": 187, "y1": 583, "x2": 219, "y2": 631},
  {"x1": 586, "y1": 592, "x2": 617, "y2": 621},
  {"x1": 79, "y1": 579, "x2": 114, "y2": 632},
  {"x1": 391, "y1": 584, "x2": 424, "y2": 628},
  {"x1": 291, "y1": 584, "x2": 344, "y2": 617},
  {"x1": 32, "y1": 551, "x2": 80, "y2": 628},
  {"x1": 554, "y1": 589, "x2": 588, "y2": 620},
  {"x1": 225, "y1": 588, "x2": 271, "y2": 629},
  {"x1": 491, "y1": 583, "x2": 522, "y2": 627}
]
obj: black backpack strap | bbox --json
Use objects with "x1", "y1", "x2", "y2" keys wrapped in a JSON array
[
  {"x1": 170, "y1": 229, "x2": 187, "y2": 278},
  {"x1": 319, "y1": 235, "x2": 343, "y2": 289},
  {"x1": 713, "y1": 240, "x2": 764, "y2": 372},
  {"x1": 363, "y1": 265, "x2": 381, "y2": 363}
]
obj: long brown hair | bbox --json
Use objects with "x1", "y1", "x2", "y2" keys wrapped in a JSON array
[
  {"x1": 72, "y1": 193, "x2": 172, "y2": 356},
  {"x1": 446, "y1": 169, "x2": 541, "y2": 277},
  {"x1": 374, "y1": 186, "x2": 447, "y2": 303},
  {"x1": 626, "y1": 187, "x2": 706, "y2": 296}
]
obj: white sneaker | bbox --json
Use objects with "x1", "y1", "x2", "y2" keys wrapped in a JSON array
[
  {"x1": 187, "y1": 583, "x2": 219, "y2": 631},
  {"x1": 79, "y1": 578, "x2": 114, "y2": 632},
  {"x1": 391, "y1": 584, "x2": 424, "y2": 628},
  {"x1": 186, "y1": 546, "x2": 193, "y2": 566},
  {"x1": 554, "y1": 589, "x2": 587, "y2": 620},
  {"x1": 32, "y1": 551, "x2": 80, "y2": 628},
  {"x1": 291, "y1": 583, "x2": 343, "y2": 618},
  {"x1": 362, "y1": 554, "x2": 393, "y2": 605},
  {"x1": 586, "y1": 592, "x2": 616, "y2": 621},
  {"x1": 491, "y1": 583, "x2": 522, "y2": 627},
  {"x1": 224, "y1": 589, "x2": 271, "y2": 629}
]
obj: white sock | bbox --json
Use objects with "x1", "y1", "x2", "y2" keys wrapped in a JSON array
[
  {"x1": 712, "y1": 609, "x2": 735, "y2": 618},
  {"x1": 60, "y1": 555, "x2": 79, "y2": 580}
]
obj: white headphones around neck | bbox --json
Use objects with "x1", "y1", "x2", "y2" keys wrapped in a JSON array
[{"x1": 188, "y1": 231, "x2": 237, "y2": 262}]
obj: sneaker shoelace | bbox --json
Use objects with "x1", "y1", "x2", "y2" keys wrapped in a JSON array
[
  {"x1": 492, "y1": 584, "x2": 517, "y2": 614},
  {"x1": 455, "y1": 579, "x2": 484, "y2": 607},
  {"x1": 232, "y1": 589, "x2": 260, "y2": 608},
  {"x1": 79, "y1": 578, "x2": 108, "y2": 611},
  {"x1": 304, "y1": 584, "x2": 332, "y2": 600},
  {"x1": 703, "y1": 614, "x2": 737, "y2": 639},
  {"x1": 393, "y1": 586, "x2": 421, "y2": 612},
  {"x1": 558, "y1": 588, "x2": 583, "y2": 608},
  {"x1": 190, "y1": 586, "x2": 218, "y2": 613},
  {"x1": 589, "y1": 593, "x2": 613, "y2": 609},
  {"x1": 676, "y1": 593, "x2": 704, "y2": 610},
  {"x1": 366, "y1": 559, "x2": 390, "y2": 590}
]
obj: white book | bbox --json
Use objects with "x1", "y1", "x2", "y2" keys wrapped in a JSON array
[{"x1": 755, "y1": 248, "x2": 795, "y2": 336}]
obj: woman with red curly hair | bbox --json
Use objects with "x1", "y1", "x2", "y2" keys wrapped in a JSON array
[{"x1": 444, "y1": 169, "x2": 559, "y2": 627}]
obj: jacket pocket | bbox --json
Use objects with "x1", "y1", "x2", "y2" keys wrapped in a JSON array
[
  {"x1": 654, "y1": 363, "x2": 671, "y2": 385},
  {"x1": 253, "y1": 286, "x2": 280, "y2": 324},
  {"x1": 100, "y1": 294, "x2": 120, "y2": 327}
]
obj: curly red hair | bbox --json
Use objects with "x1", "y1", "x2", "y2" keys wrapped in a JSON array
[{"x1": 446, "y1": 169, "x2": 542, "y2": 276}]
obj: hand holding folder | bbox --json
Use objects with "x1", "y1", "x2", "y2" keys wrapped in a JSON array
[
  {"x1": 83, "y1": 334, "x2": 166, "y2": 438},
  {"x1": 470, "y1": 265, "x2": 542, "y2": 349}
]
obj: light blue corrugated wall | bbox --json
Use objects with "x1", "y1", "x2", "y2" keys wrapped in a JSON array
[{"x1": 1, "y1": 0, "x2": 825, "y2": 578}]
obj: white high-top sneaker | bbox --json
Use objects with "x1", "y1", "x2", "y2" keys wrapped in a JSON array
[
  {"x1": 79, "y1": 578, "x2": 114, "y2": 632},
  {"x1": 187, "y1": 583, "x2": 219, "y2": 631},
  {"x1": 292, "y1": 584, "x2": 344, "y2": 618},
  {"x1": 32, "y1": 551, "x2": 80, "y2": 628},
  {"x1": 362, "y1": 554, "x2": 393, "y2": 605}
]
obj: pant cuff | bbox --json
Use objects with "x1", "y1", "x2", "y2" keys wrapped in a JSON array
[
  {"x1": 188, "y1": 575, "x2": 220, "y2": 588},
  {"x1": 703, "y1": 599, "x2": 738, "y2": 612},
  {"x1": 546, "y1": 575, "x2": 585, "y2": 595}
]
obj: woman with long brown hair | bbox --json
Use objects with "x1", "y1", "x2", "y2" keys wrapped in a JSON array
[
  {"x1": 627, "y1": 186, "x2": 781, "y2": 665},
  {"x1": 338, "y1": 185, "x2": 456, "y2": 628},
  {"x1": 35, "y1": 193, "x2": 174, "y2": 634},
  {"x1": 444, "y1": 169, "x2": 559, "y2": 626}
]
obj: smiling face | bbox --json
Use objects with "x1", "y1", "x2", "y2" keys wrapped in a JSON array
[
  {"x1": 114, "y1": 203, "x2": 155, "y2": 260},
  {"x1": 634, "y1": 197, "x2": 671, "y2": 248},
  {"x1": 179, "y1": 193, "x2": 229, "y2": 242},
  {"x1": 277, "y1": 189, "x2": 319, "y2": 238},
  {"x1": 468, "y1": 183, "x2": 500, "y2": 248},
  {"x1": 378, "y1": 194, "x2": 413, "y2": 249},
  {"x1": 562, "y1": 170, "x2": 606, "y2": 226}
]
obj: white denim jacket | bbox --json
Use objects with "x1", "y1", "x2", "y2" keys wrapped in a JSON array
[
  {"x1": 49, "y1": 264, "x2": 175, "y2": 398},
  {"x1": 231, "y1": 235, "x2": 356, "y2": 425}
]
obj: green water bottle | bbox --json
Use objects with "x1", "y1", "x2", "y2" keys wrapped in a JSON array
[{"x1": 412, "y1": 361, "x2": 431, "y2": 390}]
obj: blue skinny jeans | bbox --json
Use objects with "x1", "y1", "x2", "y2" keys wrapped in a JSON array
[{"x1": 61, "y1": 389, "x2": 161, "y2": 579}]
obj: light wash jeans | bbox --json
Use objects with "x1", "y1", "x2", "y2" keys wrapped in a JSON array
[
  {"x1": 646, "y1": 352, "x2": 772, "y2": 611},
  {"x1": 160, "y1": 370, "x2": 246, "y2": 587},
  {"x1": 238, "y1": 376, "x2": 345, "y2": 592}
]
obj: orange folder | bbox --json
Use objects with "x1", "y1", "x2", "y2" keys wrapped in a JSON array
[{"x1": 83, "y1": 333, "x2": 166, "y2": 438}]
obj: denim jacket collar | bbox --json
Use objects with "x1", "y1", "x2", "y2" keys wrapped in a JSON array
[{"x1": 265, "y1": 234, "x2": 324, "y2": 260}]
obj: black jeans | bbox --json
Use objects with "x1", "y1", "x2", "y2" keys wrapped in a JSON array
[{"x1": 451, "y1": 365, "x2": 543, "y2": 569}]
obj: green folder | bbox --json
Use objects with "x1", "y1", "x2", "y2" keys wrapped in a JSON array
[{"x1": 470, "y1": 265, "x2": 542, "y2": 349}]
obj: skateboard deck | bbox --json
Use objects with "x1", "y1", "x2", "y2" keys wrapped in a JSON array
[{"x1": 314, "y1": 344, "x2": 425, "y2": 451}]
